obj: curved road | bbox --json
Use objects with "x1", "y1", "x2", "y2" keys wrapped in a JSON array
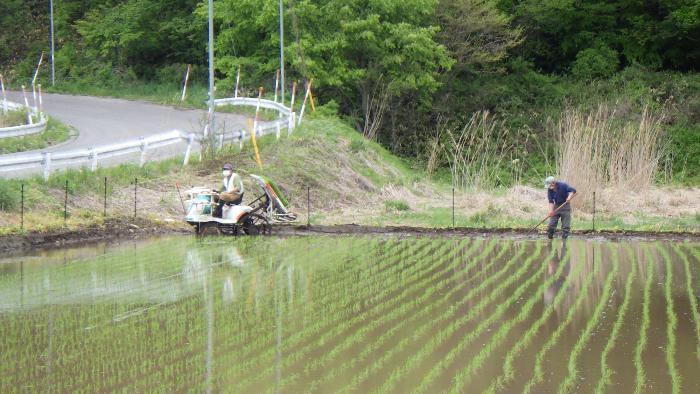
[{"x1": 2, "y1": 91, "x2": 248, "y2": 157}]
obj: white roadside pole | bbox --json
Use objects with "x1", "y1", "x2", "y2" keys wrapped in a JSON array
[
  {"x1": 0, "y1": 74, "x2": 7, "y2": 114},
  {"x1": 181, "y1": 64, "x2": 191, "y2": 102},
  {"x1": 234, "y1": 65, "x2": 241, "y2": 98},
  {"x1": 32, "y1": 52, "x2": 44, "y2": 112},
  {"x1": 298, "y1": 81, "x2": 310, "y2": 125},
  {"x1": 21, "y1": 85, "x2": 33, "y2": 124}
]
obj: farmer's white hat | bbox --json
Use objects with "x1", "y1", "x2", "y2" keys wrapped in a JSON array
[{"x1": 544, "y1": 176, "x2": 555, "y2": 188}]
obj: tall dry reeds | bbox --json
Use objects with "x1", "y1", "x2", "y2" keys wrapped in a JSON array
[
  {"x1": 446, "y1": 111, "x2": 513, "y2": 190},
  {"x1": 556, "y1": 105, "x2": 665, "y2": 211}
]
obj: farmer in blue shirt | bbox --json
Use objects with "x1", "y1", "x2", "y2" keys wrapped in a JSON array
[{"x1": 545, "y1": 176, "x2": 577, "y2": 239}]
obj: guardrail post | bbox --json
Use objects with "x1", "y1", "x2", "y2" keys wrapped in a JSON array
[
  {"x1": 239, "y1": 131, "x2": 244, "y2": 151},
  {"x1": 276, "y1": 122, "x2": 281, "y2": 140},
  {"x1": 42, "y1": 152, "x2": 52, "y2": 180},
  {"x1": 183, "y1": 133, "x2": 194, "y2": 166},
  {"x1": 139, "y1": 138, "x2": 148, "y2": 167},
  {"x1": 288, "y1": 113, "x2": 295, "y2": 135},
  {"x1": 219, "y1": 133, "x2": 224, "y2": 150},
  {"x1": 90, "y1": 148, "x2": 98, "y2": 171}
]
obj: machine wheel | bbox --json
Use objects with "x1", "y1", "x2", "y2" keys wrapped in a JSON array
[
  {"x1": 240, "y1": 213, "x2": 271, "y2": 235},
  {"x1": 196, "y1": 222, "x2": 222, "y2": 236}
]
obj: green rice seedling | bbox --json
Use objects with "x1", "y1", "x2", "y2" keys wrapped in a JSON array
[
  {"x1": 229, "y1": 237, "x2": 452, "y2": 389},
  {"x1": 522, "y1": 244, "x2": 599, "y2": 394},
  {"x1": 335, "y1": 241, "x2": 520, "y2": 393},
  {"x1": 634, "y1": 247, "x2": 655, "y2": 394},
  {"x1": 558, "y1": 244, "x2": 620, "y2": 394},
  {"x1": 675, "y1": 245, "x2": 700, "y2": 361},
  {"x1": 238, "y1": 239, "x2": 476, "y2": 391},
  {"x1": 484, "y1": 243, "x2": 588, "y2": 393},
  {"x1": 307, "y1": 241, "x2": 518, "y2": 392},
  {"x1": 409, "y1": 243, "x2": 551, "y2": 394},
  {"x1": 594, "y1": 244, "x2": 638, "y2": 394},
  {"x1": 299, "y1": 239, "x2": 488, "y2": 380},
  {"x1": 454, "y1": 243, "x2": 576, "y2": 392},
  {"x1": 656, "y1": 244, "x2": 681, "y2": 394}
]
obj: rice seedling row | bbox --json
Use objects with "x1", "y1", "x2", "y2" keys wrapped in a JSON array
[
  {"x1": 234, "y1": 239, "x2": 478, "y2": 392},
  {"x1": 593, "y1": 244, "x2": 637, "y2": 394},
  {"x1": 128, "y1": 237, "x2": 414, "y2": 392},
  {"x1": 210, "y1": 238, "x2": 442, "y2": 388},
  {"x1": 328, "y1": 241, "x2": 518, "y2": 393},
  {"x1": 677, "y1": 245, "x2": 700, "y2": 361},
  {"x1": 657, "y1": 245, "x2": 681, "y2": 393},
  {"x1": 451, "y1": 244, "x2": 576, "y2": 392},
  {"x1": 522, "y1": 244, "x2": 601, "y2": 394},
  {"x1": 484, "y1": 244, "x2": 584, "y2": 394},
  {"x1": 633, "y1": 248, "x2": 655, "y2": 394},
  {"x1": 397, "y1": 242, "x2": 551, "y2": 394},
  {"x1": 295, "y1": 241, "x2": 515, "y2": 393},
  {"x1": 557, "y1": 244, "x2": 620, "y2": 394}
]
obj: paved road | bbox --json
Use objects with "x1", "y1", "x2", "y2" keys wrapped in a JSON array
[{"x1": 3, "y1": 91, "x2": 248, "y2": 154}]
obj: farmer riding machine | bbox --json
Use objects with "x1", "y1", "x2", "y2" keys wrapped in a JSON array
[{"x1": 184, "y1": 174, "x2": 297, "y2": 236}]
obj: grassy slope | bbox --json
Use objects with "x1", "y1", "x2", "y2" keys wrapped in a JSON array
[
  {"x1": 0, "y1": 114, "x2": 698, "y2": 235},
  {"x1": 0, "y1": 118, "x2": 73, "y2": 154}
]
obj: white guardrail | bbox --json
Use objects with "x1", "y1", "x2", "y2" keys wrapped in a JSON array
[
  {"x1": 0, "y1": 97, "x2": 295, "y2": 180},
  {"x1": 0, "y1": 101, "x2": 48, "y2": 138}
]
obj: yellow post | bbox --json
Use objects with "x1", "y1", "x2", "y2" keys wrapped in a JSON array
[
  {"x1": 247, "y1": 118, "x2": 264, "y2": 170},
  {"x1": 308, "y1": 79, "x2": 316, "y2": 112}
]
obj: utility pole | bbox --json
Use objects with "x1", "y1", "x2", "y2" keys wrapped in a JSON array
[
  {"x1": 279, "y1": 0, "x2": 285, "y2": 105},
  {"x1": 207, "y1": 0, "x2": 216, "y2": 154},
  {"x1": 50, "y1": 0, "x2": 55, "y2": 86}
]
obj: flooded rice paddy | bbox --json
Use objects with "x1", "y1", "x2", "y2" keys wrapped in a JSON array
[{"x1": 1, "y1": 235, "x2": 699, "y2": 393}]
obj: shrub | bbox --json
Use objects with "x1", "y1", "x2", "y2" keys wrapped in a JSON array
[
  {"x1": 384, "y1": 199, "x2": 410, "y2": 211},
  {"x1": 0, "y1": 181, "x2": 18, "y2": 211},
  {"x1": 572, "y1": 45, "x2": 619, "y2": 80}
]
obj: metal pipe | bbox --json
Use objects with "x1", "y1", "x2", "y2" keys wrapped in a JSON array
[
  {"x1": 279, "y1": 0, "x2": 285, "y2": 105},
  {"x1": 50, "y1": 0, "x2": 55, "y2": 86},
  {"x1": 207, "y1": 0, "x2": 215, "y2": 153}
]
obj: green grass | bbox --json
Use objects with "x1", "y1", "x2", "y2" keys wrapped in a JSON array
[
  {"x1": 0, "y1": 118, "x2": 73, "y2": 154},
  {"x1": 0, "y1": 109, "x2": 29, "y2": 127}
]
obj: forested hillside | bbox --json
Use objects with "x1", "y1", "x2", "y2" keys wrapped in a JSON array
[{"x1": 1, "y1": 0, "x2": 698, "y2": 184}]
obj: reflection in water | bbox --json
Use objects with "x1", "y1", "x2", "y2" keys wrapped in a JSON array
[
  {"x1": 544, "y1": 240, "x2": 571, "y2": 306},
  {"x1": 1, "y1": 236, "x2": 699, "y2": 393}
]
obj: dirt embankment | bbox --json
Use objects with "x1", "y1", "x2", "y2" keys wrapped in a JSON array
[
  {"x1": 3, "y1": 220, "x2": 698, "y2": 254},
  {"x1": 0, "y1": 217, "x2": 190, "y2": 253}
]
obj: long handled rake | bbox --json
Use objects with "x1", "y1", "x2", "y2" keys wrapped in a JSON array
[{"x1": 532, "y1": 193, "x2": 578, "y2": 231}]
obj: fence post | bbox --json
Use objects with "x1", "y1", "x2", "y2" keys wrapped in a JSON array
[
  {"x1": 183, "y1": 133, "x2": 194, "y2": 166},
  {"x1": 276, "y1": 122, "x2": 281, "y2": 140},
  {"x1": 42, "y1": 152, "x2": 52, "y2": 181},
  {"x1": 239, "y1": 131, "x2": 244, "y2": 151},
  {"x1": 307, "y1": 185, "x2": 310, "y2": 227},
  {"x1": 452, "y1": 186, "x2": 455, "y2": 230},
  {"x1": 592, "y1": 191, "x2": 596, "y2": 232},
  {"x1": 20, "y1": 184, "x2": 24, "y2": 230},
  {"x1": 139, "y1": 138, "x2": 148, "y2": 167},
  {"x1": 90, "y1": 148, "x2": 98, "y2": 171},
  {"x1": 103, "y1": 177, "x2": 107, "y2": 218},
  {"x1": 219, "y1": 133, "x2": 224, "y2": 150},
  {"x1": 134, "y1": 178, "x2": 138, "y2": 218},
  {"x1": 64, "y1": 180, "x2": 68, "y2": 227}
]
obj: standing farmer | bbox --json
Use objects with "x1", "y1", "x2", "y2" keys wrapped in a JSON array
[{"x1": 545, "y1": 176, "x2": 577, "y2": 239}]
